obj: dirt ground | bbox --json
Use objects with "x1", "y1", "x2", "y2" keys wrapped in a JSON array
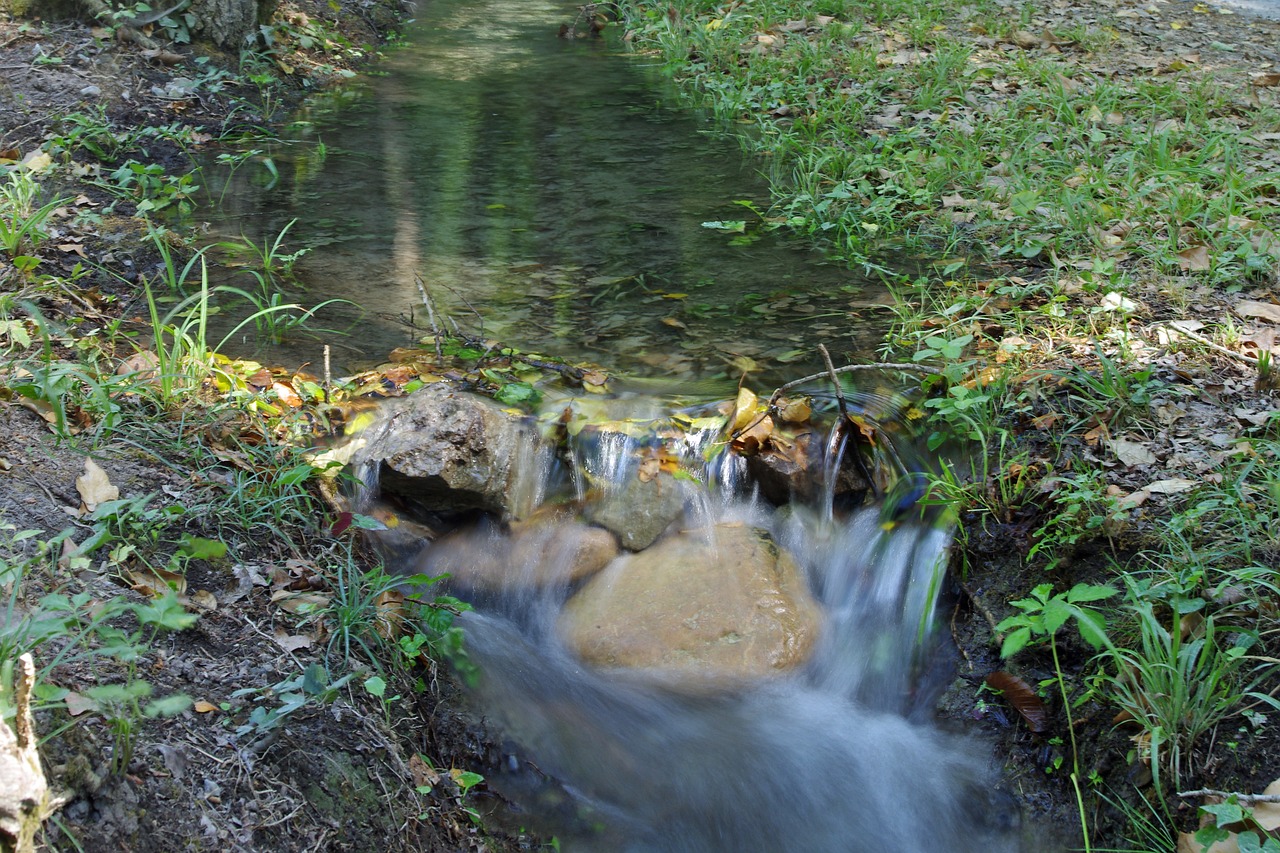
[{"x1": 0, "y1": 2, "x2": 543, "y2": 850}]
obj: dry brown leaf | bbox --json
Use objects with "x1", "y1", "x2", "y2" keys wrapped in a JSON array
[
  {"x1": 731, "y1": 414, "x2": 775, "y2": 456},
  {"x1": 76, "y1": 458, "x2": 119, "y2": 512},
  {"x1": 1010, "y1": 29, "x2": 1040, "y2": 49},
  {"x1": 186, "y1": 589, "x2": 217, "y2": 611},
  {"x1": 374, "y1": 589, "x2": 406, "y2": 640},
  {"x1": 1111, "y1": 438, "x2": 1156, "y2": 467},
  {"x1": 193, "y1": 700, "x2": 219, "y2": 714},
  {"x1": 117, "y1": 350, "x2": 160, "y2": 380},
  {"x1": 271, "y1": 589, "x2": 331, "y2": 614},
  {"x1": 272, "y1": 382, "x2": 303, "y2": 408},
  {"x1": 64, "y1": 692, "x2": 97, "y2": 717},
  {"x1": 273, "y1": 630, "x2": 313, "y2": 652},
  {"x1": 126, "y1": 566, "x2": 187, "y2": 597},
  {"x1": 1145, "y1": 478, "x2": 1198, "y2": 494},
  {"x1": 1176, "y1": 245, "x2": 1211, "y2": 271},
  {"x1": 985, "y1": 671, "x2": 1048, "y2": 732},
  {"x1": 1252, "y1": 73, "x2": 1280, "y2": 87},
  {"x1": 1236, "y1": 300, "x2": 1280, "y2": 324}
]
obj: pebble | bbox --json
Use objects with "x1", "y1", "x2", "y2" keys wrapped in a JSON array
[{"x1": 80, "y1": 85, "x2": 102, "y2": 97}]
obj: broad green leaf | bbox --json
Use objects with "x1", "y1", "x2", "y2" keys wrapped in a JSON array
[
  {"x1": 1066, "y1": 584, "x2": 1117, "y2": 603},
  {"x1": 1001, "y1": 626, "x2": 1032, "y2": 658}
]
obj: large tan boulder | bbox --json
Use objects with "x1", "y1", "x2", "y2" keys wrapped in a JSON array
[{"x1": 558, "y1": 524, "x2": 821, "y2": 683}]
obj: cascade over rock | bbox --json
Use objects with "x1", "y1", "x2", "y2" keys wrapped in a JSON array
[
  {"x1": 349, "y1": 383, "x2": 552, "y2": 518},
  {"x1": 583, "y1": 470, "x2": 686, "y2": 551},
  {"x1": 558, "y1": 524, "x2": 822, "y2": 682},
  {"x1": 745, "y1": 429, "x2": 870, "y2": 506}
]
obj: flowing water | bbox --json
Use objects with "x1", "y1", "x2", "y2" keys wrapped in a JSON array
[{"x1": 196, "y1": 1, "x2": 1039, "y2": 849}]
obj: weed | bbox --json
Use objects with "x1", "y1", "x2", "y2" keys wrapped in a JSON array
[
  {"x1": 1098, "y1": 579, "x2": 1280, "y2": 790},
  {"x1": 0, "y1": 168, "x2": 71, "y2": 266}
]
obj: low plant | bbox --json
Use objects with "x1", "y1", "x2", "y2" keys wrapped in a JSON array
[
  {"x1": 1098, "y1": 580, "x2": 1280, "y2": 791},
  {"x1": 0, "y1": 168, "x2": 70, "y2": 267},
  {"x1": 1194, "y1": 796, "x2": 1280, "y2": 853},
  {"x1": 997, "y1": 581, "x2": 1117, "y2": 853}
]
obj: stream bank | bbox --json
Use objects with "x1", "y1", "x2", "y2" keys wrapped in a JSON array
[{"x1": 1, "y1": 3, "x2": 546, "y2": 851}]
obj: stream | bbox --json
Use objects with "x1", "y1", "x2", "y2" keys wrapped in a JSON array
[{"x1": 197, "y1": 1, "x2": 1033, "y2": 850}]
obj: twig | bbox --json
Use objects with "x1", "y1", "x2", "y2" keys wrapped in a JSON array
[
  {"x1": 323, "y1": 345, "x2": 332, "y2": 403},
  {"x1": 768, "y1": 361, "x2": 934, "y2": 406},
  {"x1": 1163, "y1": 324, "x2": 1259, "y2": 365},
  {"x1": 818, "y1": 343, "x2": 848, "y2": 419},
  {"x1": 1177, "y1": 789, "x2": 1280, "y2": 805},
  {"x1": 413, "y1": 273, "x2": 445, "y2": 366}
]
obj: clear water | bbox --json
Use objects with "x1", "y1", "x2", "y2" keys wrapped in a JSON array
[{"x1": 197, "y1": 0, "x2": 892, "y2": 383}]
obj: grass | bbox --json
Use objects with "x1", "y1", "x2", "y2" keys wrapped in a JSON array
[{"x1": 620, "y1": 0, "x2": 1280, "y2": 285}]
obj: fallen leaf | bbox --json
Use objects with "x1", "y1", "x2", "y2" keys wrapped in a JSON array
[
  {"x1": 272, "y1": 382, "x2": 303, "y2": 408},
  {"x1": 985, "y1": 671, "x2": 1048, "y2": 733},
  {"x1": 187, "y1": 589, "x2": 217, "y2": 611},
  {"x1": 1145, "y1": 477, "x2": 1198, "y2": 494},
  {"x1": 193, "y1": 701, "x2": 219, "y2": 713},
  {"x1": 64, "y1": 692, "x2": 97, "y2": 716},
  {"x1": 76, "y1": 458, "x2": 119, "y2": 512},
  {"x1": 126, "y1": 566, "x2": 187, "y2": 597},
  {"x1": 1010, "y1": 29, "x2": 1040, "y2": 49},
  {"x1": 271, "y1": 589, "x2": 331, "y2": 614},
  {"x1": 1176, "y1": 245, "x2": 1211, "y2": 271},
  {"x1": 273, "y1": 630, "x2": 313, "y2": 652},
  {"x1": 1111, "y1": 438, "x2": 1156, "y2": 467},
  {"x1": 1236, "y1": 300, "x2": 1280, "y2": 324},
  {"x1": 1252, "y1": 73, "x2": 1280, "y2": 87}
]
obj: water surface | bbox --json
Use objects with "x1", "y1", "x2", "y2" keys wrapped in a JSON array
[{"x1": 200, "y1": 0, "x2": 892, "y2": 383}]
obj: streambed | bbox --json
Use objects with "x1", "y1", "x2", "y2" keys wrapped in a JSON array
[{"x1": 196, "y1": 1, "x2": 1043, "y2": 849}]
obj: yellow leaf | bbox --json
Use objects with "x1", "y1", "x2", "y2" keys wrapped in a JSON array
[
  {"x1": 705, "y1": 17, "x2": 723, "y2": 30},
  {"x1": 76, "y1": 458, "x2": 119, "y2": 513},
  {"x1": 731, "y1": 387, "x2": 760, "y2": 432},
  {"x1": 1169, "y1": 20, "x2": 1185, "y2": 29},
  {"x1": 194, "y1": 701, "x2": 219, "y2": 713},
  {"x1": 21, "y1": 151, "x2": 53, "y2": 173}
]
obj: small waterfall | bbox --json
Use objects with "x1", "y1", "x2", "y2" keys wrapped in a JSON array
[{"x1": 356, "y1": 387, "x2": 1024, "y2": 852}]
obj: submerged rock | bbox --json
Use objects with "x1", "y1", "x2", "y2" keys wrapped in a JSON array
[
  {"x1": 348, "y1": 383, "x2": 553, "y2": 518},
  {"x1": 583, "y1": 470, "x2": 687, "y2": 551},
  {"x1": 558, "y1": 524, "x2": 821, "y2": 683},
  {"x1": 418, "y1": 512, "x2": 619, "y2": 590}
]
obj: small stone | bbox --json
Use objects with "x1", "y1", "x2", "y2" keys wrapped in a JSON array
[{"x1": 80, "y1": 85, "x2": 102, "y2": 97}]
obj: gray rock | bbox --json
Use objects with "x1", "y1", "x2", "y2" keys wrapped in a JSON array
[
  {"x1": 583, "y1": 471, "x2": 686, "y2": 551},
  {"x1": 558, "y1": 524, "x2": 822, "y2": 684},
  {"x1": 349, "y1": 383, "x2": 553, "y2": 518}
]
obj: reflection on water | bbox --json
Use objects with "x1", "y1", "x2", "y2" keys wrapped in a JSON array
[{"x1": 198, "y1": 0, "x2": 893, "y2": 381}]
